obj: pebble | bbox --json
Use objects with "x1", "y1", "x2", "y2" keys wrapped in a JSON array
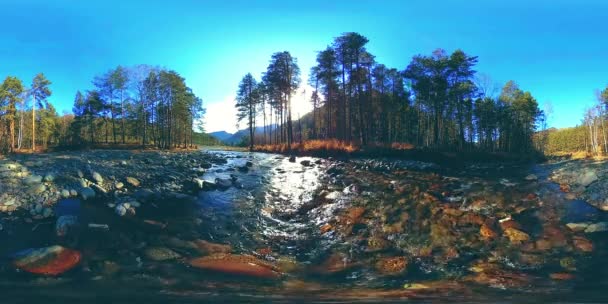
[
  {"x1": 24, "y1": 175, "x2": 43, "y2": 185},
  {"x1": 61, "y1": 189, "x2": 70, "y2": 198},
  {"x1": 584, "y1": 222, "x2": 608, "y2": 233},
  {"x1": 92, "y1": 172, "x2": 103, "y2": 184}
]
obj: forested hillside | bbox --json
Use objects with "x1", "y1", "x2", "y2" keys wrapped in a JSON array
[{"x1": 234, "y1": 32, "x2": 546, "y2": 154}]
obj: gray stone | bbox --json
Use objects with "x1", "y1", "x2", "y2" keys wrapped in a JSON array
[
  {"x1": 115, "y1": 182, "x2": 124, "y2": 190},
  {"x1": 92, "y1": 172, "x2": 103, "y2": 184},
  {"x1": 24, "y1": 175, "x2": 43, "y2": 185},
  {"x1": 585, "y1": 222, "x2": 608, "y2": 233},
  {"x1": 43, "y1": 174, "x2": 54, "y2": 182},
  {"x1": 80, "y1": 187, "x2": 96, "y2": 200},
  {"x1": 42, "y1": 208, "x2": 53, "y2": 218},
  {"x1": 29, "y1": 184, "x2": 47, "y2": 195},
  {"x1": 70, "y1": 189, "x2": 78, "y2": 197},
  {"x1": 115, "y1": 204, "x2": 127, "y2": 216},
  {"x1": 524, "y1": 174, "x2": 538, "y2": 181},
  {"x1": 61, "y1": 189, "x2": 70, "y2": 198},
  {"x1": 578, "y1": 170, "x2": 598, "y2": 187}
]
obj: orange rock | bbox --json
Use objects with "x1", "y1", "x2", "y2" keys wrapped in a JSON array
[
  {"x1": 550, "y1": 273, "x2": 575, "y2": 280},
  {"x1": 189, "y1": 254, "x2": 280, "y2": 279},
  {"x1": 480, "y1": 224, "x2": 498, "y2": 240},
  {"x1": 193, "y1": 240, "x2": 232, "y2": 255},
  {"x1": 345, "y1": 207, "x2": 366, "y2": 223},
  {"x1": 256, "y1": 247, "x2": 273, "y2": 256},
  {"x1": 499, "y1": 220, "x2": 522, "y2": 231},
  {"x1": 572, "y1": 236, "x2": 594, "y2": 252},
  {"x1": 559, "y1": 184, "x2": 570, "y2": 193},
  {"x1": 535, "y1": 239, "x2": 552, "y2": 251},
  {"x1": 320, "y1": 223, "x2": 333, "y2": 234},
  {"x1": 13, "y1": 246, "x2": 81, "y2": 276},
  {"x1": 503, "y1": 228, "x2": 530, "y2": 244},
  {"x1": 313, "y1": 252, "x2": 357, "y2": 275},
  {"x1": 375, "y1": 257, "x2": 408, "y2": 275}
]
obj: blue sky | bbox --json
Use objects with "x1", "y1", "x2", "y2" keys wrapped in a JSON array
[{"x1": 1, "y1": 0, "x2": 606, "y2": 133}]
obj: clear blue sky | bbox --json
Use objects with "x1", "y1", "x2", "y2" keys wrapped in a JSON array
[{"x1": 1, "y1": 0, "x2": 606, "y2": 132}]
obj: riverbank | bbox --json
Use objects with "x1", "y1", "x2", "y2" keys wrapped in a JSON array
[
  {"x1": 253, "y1": 140, "x2": 545, "y2": 166},
  {"x1": 0, "y1": 149, "x2": 606, "y2": 302}
]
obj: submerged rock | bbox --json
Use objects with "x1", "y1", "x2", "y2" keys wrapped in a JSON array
[
  {"x1": 12, "y1": 246, "x2": 81, "y2": 275},
  {"x1": 144, "y1": 247, "x2": 181, "y2": 261},
  {"x1": 503, "y1": 228, "x2": 530, "y2": 244},
  {"x1": 375, "y1": 256, "x2": 408, "y2": 275},
  {"x1": 189, "y1": 254, "x2": 281, "y2": 279},
  {"x1": 80, "y1": 187, "x2": 96, "y2": 200},
  {"x1": 55, "y1": 215, "x2": 79, "y2": 237}
]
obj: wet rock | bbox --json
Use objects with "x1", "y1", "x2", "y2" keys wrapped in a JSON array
[
  {"x1": 503, "y1": 228, "x2": 530, "y2": 244},
  {"x1": 126, "y1": 177, "x2": 140, "y2": 187},
  {"x1": 28, "y1": 184, "x2": 46, "y2": 195},
  {"x1": 525, "y1": 174, "x2": 538, "y2": 181},
  {"x1": 300, "y1": 160, "x2": 311, "y2": 167},
  {"x1": 80, "y1": 187, "x2": 96, "y2": 200},
  {"x1": 60, "y1": 189, "x2": 70, "y2": 198},
  {"x1": 43, "y1": 174, "x2": 55, "y2": 182},
  {"x1": 56, "y1": 215, "x2": 79, "y2": 237},
  {"x1": 375, "y1": 256, "x2": 408, "y2": 275},
  {"x1": 215, "y1": 178, "x2": 232, "y2": 190},
  {"x1": 578, "y1": 170, "x2": 598, "y2": 187},
  {"x1": 480, "y1": 224, "x2": 498, "y2": 240},
  {"x1": 144, "y1": 247, "x2": 181, "y2": 261},
  {"x1": 313, "y1": 252, "x2": 358, "y2": 275},
  {"x1": 237, "y1": 165, "x2": 249, "y2": 173},
  {"x1": 324, "y1": 191, "x2": 342, "y2": 200},
  {"x1": 572, "y1": 236, "x2": 594, "y2": 252},
  {"x1": 24, "y1": 175, "x2": 43, "y2": 185},
  {"x1": 115, "y1": 182, "x2": 124, "y2": 190},
  {"x1": 288, "y1": 156, "x2": 296, "y2": 163},
  {"x1": 193, "y1": 240, "x2": 232, "y2": 255},
  {"x1": 367, "y1": 236, "x2": 391, "y2": 252},
  {"x1": 115, "y1": 204, "x2": 127, "y2": 217},
  {"x1": 12, "y1": 245, "x2": 82, "y2": 275},
  {"x1": 189, "y1": 254, "x2": 281, "y2": 279},
  {"x1": 584, "y1": 222, "x2": 608, "y2": 233},
  {"x1": 92, "y1": 172, "x2": 103, "y2": 184},
  {"x1": 566, "y1": 223, "x2": 589, "y2": 232},
  {"x1": 550, "y1": 273, "x2": 575, "y2": 281}
]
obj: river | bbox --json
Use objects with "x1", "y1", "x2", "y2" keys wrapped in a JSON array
[{"x1": 0, "y1": 149, "x2": 607, "y2": 303}]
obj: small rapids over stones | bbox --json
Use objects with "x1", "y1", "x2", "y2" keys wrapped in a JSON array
[{"x1": 0, "y1": 150, "x2": 607, "y2": 302}]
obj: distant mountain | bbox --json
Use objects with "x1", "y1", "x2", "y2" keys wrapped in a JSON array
[
  {"x1": 208, "y1": 127, "x2": 266, "y2": 145},
  {"x1": 208, "y1": 131, "x2": 233, "y2": 142}
]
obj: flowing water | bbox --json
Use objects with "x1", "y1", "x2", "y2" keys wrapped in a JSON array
[{"x1": 0, "y1": 150, "x2": 607, "y2": 303}]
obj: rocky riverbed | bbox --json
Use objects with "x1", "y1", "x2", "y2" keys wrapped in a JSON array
[{"x1": 0, "y1": 149, "x2": 607, "y2": 303}]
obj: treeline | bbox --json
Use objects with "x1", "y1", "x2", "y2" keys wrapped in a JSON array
[
  {"x1": 1, "y1": 65, "x2": 206, "y2": 154},
  {"x1": 235, "y1": 32, "x2": 544, "y2": 153},
  {"x1": 71, "y1": 65, "x2": 204, "y2": 149},
  {"x1": 0, "y1": 73, "x2": 67, "y2": 153},
  {"x1": 538, "y1": 86, "x2": 608, "y2": 155}
]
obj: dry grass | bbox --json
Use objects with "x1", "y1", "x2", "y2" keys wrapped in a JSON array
[{"x1": 255, "y1": 139, "x2": 359, "y2": 155}]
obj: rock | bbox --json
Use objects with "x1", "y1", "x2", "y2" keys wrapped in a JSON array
[
  {"x1": 503, "y1": 228, "x2": 530, "y2": 244},
  {"x1": 80, "y1": 187, "x2": 96, "y2": 200},
  {"x1": 61, "y1": 189, "x2": 70, "y2": 198},
  {"x1": 115, "y1": 204, "x2": 127, "y2": 217},
  {"x1": 92, "y1": 172, "x2": 103, "y2": 184},
  {"x1": 42, "y1": 208, "x2": 53, "y2": 218},
  {"x1": 70, "y1": 189, "x2": 78, "y2": 197},
  {"x1": 189, "y1": 254, "x2": 281, "y2": 279},
  {"x1": 300, "y1": 160, "x2": 311, "y2": 167},
  {"x1": 572, "y1": 236, "x2": 594, "y2": 252},
  {"x1": 12, "y1": 245, "x2": 81, "y2": 275},
  {"x1": 24, "y1": 175, "x2": 43, "y2": 185},
  {"x1": 578, "y1": 170, "x2": 598, "y2": 187},
  {"x1": 56, "y1": 215, "x2": 79, "y2": 237},
  {"x1": 524, "y1": 174, "x2": 538, "y2": 181},
  {"x1": 480, "y1": 224, "x2": 498, "y2": 240},
  {"x1": 43, "y1": 174, "x2": 54, "y2": 182},
  {"x1": 550, "y1": 273, "x2": 575, "y2": 281},
  {"x1": 245, "y1": 161, "x2": 253, "y2": 167},
  {"x1": 288, "y1": 156, "x2": 296, "y2": 163},
  {"x1": 144, "y1": 247, "x2": 181, "y2": 261},
  {"x1": 115, "y1": 182, "x2": 124, "y2": 190},
  {"x1": 215, "y1": 178, "x2": 232, "y2": 190},
  {"x1": 126, "y1": 177, "x2": 140, "y2": 187},
  {"x1": 367, "y1": 236, "x2": 391, "y2": 252},
  {"x1": 375, "y1": 256, "x2": 408, "y2": 275},
  {"x1": 325, "y1": 191, "x2": 342, "y2": 200},
  {"x1": 193, "y1": 240, "x2": 232, "y2": 255},
  {"x1": 566, "y1": 223, "x2": 589, "y2": 232},
  {"x1": 313, "y1": 252, "x2": 358, "y2": 275},
  {"x1": 28, "y1": 184, "x2": 46, "y2": 194},
  {"x1": 585, "y1": 222, "x2": 608, "y2": 233}
]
